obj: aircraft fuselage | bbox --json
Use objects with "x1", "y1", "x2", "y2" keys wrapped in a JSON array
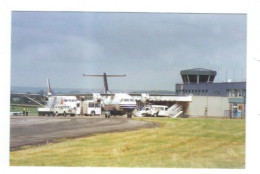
[{"x1": 102, "y1": 93, "x2": 136, "y2": 115}]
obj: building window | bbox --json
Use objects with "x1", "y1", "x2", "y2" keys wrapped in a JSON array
[
  {"x1": 234, "y1": 89, "x2": 238, "y2": 97},
  {"x1": 238, "y1": 90, "x2": 242, "y2": 97}
]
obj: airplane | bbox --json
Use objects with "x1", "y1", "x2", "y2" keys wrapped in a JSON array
[
  {"x1": 82, "y1": 73, "x2": 138, "y2": 118},
  {"x1": 54, "y1": 73, "x2": 151, "y2": 118},
  {"x1": 11, "y1": 79, "x2": 80, "y2": 116}
]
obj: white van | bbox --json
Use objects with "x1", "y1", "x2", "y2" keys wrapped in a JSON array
[
  {"x1": 54, "y1": 104, "x2": 76, "y2": 116},
  {"x1": 150, "y1": 105, "x2": 169, "y2": 117},
  {"x1": 82, "y1": 100, "x2": 101, "y2": 116},
  {"x1": 137, "y1": 105, "x2": 169, "y2": 117}
]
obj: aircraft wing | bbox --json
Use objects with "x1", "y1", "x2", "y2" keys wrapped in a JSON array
[
  {"x1": 11, "y1": 92, "x2": 46, "y2": 106},
  {"x1": 52, "y1": 93, "x2": 116, "y2": 97},
  {"x1": 128, "y1": 93, "x2": 177, "y2": 103},
  {"x1": 11, "y1": 92, "x2": 44, "y2": 96}
]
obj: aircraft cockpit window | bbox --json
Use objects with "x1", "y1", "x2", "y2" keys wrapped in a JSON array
[
  {"x1": 130, "y1": 99, "x2": 134, "y2": 102},
  {"x1": 124, "y1": 99, "x2": 129, "y2": 102}
]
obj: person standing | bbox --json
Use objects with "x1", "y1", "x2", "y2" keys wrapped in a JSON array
[
  {"x1": 23, "y1": 108, "x2": 26, "y2": 116},
  {"x1": 204, "y1": 107, "x2": 208, "y2": 118},
  {"x1": 26, "y1": 108, "x2": 29, "y2": 116},
  {"x1": 155, "y1": 108, "x2": 160, "y2": 117}
]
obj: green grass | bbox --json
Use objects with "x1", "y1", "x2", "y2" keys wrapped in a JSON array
[
  {"x1": 10, "y1": 104, "x2": 39, "y2": 115},
  {"x1": 10, "y1": 118, "x2": 245, "y2": 168}
]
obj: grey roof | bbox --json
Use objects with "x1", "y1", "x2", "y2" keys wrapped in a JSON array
[{"x1": 180, "y1": 68, "x2": 217, "y2": 76}]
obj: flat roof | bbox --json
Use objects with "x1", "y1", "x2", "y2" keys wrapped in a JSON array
[{"x1": 180, "y1": 68, "x2": 217, "y2": 76}]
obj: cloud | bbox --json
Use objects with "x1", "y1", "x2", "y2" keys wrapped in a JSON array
[{"x1": 11, "y1": 12, "x2": 246, "y2": 90}]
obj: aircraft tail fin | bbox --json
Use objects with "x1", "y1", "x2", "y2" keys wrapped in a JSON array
[
  {"x1": 83, "y1": 73, "x2": 126, "y2": 93},
  {"x1": 47, "y1": 78, "x2": 52, "y2": 96}
]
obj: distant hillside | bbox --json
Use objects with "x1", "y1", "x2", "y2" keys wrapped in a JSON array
[
  {"x1": 10, "y1": 86, "x2": 102, "y2": 95},
  {"x1": 129, "y1": 90, "x2": 175, "y2": 95},
  {"x1": 11, "y1": 86, "x2": 175, "y2": 95}
]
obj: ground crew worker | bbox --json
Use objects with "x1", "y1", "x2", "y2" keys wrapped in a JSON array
[
  {"x1": 155, "y1": 108, "x2": 160, "y2": 117},
  {"x1": 26, "y1": 108, "x2": 29, "y2": 116},
  {"x1": 204, "y1": 107, "x2": 208, "y2": 118},
  {"x1": 23, "y1": 108, "x2": 26, "y2": 116}
]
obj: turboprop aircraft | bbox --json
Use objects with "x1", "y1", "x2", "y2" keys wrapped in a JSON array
[
  {"x1": 54, "y1": 73, "x2": 151, "y2": 118},
  {"x1": 82, "y1": 73, "x2": 137, "y2": 118}
]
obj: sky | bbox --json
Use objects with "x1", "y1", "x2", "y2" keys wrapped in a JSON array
[{"x1": 11, "y1": 12, "x2": 246, "y2": 91}]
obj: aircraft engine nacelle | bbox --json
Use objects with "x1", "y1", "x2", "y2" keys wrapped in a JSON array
[
  {"x1": 141, "y1": 93, "x2": 150, "y2": 103},
  {"x1": 93, "y1": 93, "x2": 102, "y2": 103}
]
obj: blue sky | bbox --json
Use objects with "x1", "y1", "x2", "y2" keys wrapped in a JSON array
[{"x1": 11, "y1": 12, "x2": 246, "y2": 91}]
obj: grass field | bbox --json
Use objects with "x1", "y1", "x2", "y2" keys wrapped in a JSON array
[
  {"x1": 10, "y1": 104, "x2": 39, "y2": 115},
  {"x1": 10, "y1": 118, "x2": 245, "y2": 168}
]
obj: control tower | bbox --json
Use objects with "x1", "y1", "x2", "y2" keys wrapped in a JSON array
[
  {"x1": 180, "y1": 68, "x2": 217, "y2": 84},
  {"x1": 176, "y1": 68, "x2": 246, "y2": 97}
]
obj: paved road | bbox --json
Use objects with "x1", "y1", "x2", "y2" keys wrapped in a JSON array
[{"x1": 10, "y1": 115, "x2": 158, "y2": 150}]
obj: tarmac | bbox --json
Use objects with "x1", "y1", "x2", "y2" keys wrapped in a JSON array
[{"x1": 10, "y1": 115, "x2": 158, "y2": 151}]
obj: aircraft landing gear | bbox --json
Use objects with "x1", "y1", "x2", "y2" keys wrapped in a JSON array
[
  {"x1": 127, "y1": 113, "x2": 132, "y2": 118},
  {"x1": 105, "y1": 111, "x2": 111, "y2": 118}
]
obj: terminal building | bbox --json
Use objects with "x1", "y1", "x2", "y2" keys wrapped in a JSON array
[
  {"x1": 134, "y1": 68, "x2": 246, "y2": 119},
  {"x1": 175, "y1": 68, "x2": 246, "y2": 118},
  {"x1": 133, "y1": 68, "x2": 246, "y2": 119}
]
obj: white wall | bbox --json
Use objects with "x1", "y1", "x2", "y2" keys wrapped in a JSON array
[{"x1": 187, "y1": 96, "x2": 229, "y2": 117}]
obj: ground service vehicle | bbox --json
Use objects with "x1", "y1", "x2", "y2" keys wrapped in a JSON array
[
  {"x1": 38, "y1": 107, "x2": 54, "y2": 116},
  {"x1": 82, "y1": 100, "x2": 101, "y2": 116},
  {"x1": 150, "y1": 105, "x2": 169, "y2": 116},
  {"x1": 136, "y1": 105, "x2": 169, "y2": 117},
  {"x1": 54, "y1": 104, "x2": 76, "y2": 116}
]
